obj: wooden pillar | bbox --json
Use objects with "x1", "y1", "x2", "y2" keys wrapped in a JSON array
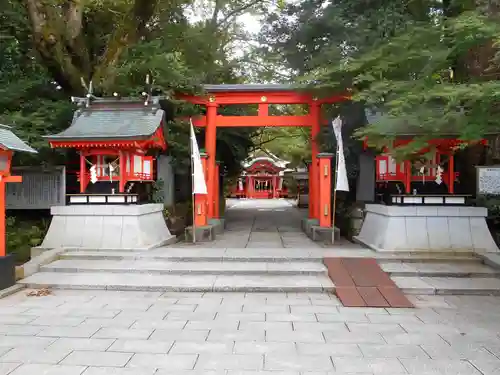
[
  {"x1": 448, "y1": 153, "x2": 455, "y2": 194},
  {"x1": 205, "y1": 102, "x2": 218, "y2": 219},
  {"x1": 214, "y1": 162, "x2": 220, "y2": 218},
  {"x1": 194, "y1": 153, "x2": 209, "y2": 227},
  {"x1": 404, "y1": 160, "x2": 412, "y2": 194},
  {"x1": 80, "y1": 152, "x2": 87, "y2": 193},
  {"x1": 273, "y1": 176, "x2": 278, "y2": 198},
  {"x1": 318, "y1": 153, "x2": 333, "y2": 228},
  {"x1": 310, "y1": 101, "x2": 321, "y2": 220},
  {"x1": 245, "y1": 176, "x2": 249, "y2": 198},
  {"x1": 249, "y1": 176, "x2": 253, "y2": 198},
  {"x1": 118, "y1": 150, "x2": 126, "y2": 193}
]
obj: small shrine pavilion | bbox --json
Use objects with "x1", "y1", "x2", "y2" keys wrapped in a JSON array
[
  {"x1": 45, "y1": 96, "x2": 166, "y2": 204},
  {"x1": 355, "y1": 110, "x2": 498, "y2": 253},
  {"x1": 230, "y1": 150, "x2": 291, "y2": 199},
  {"x1": 362, "y1": 109, "x2": 487, "y2": 204}
]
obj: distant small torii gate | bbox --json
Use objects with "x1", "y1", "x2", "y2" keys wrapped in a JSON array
[{"x1": 179, "y1": 84, "x2": 346, "y2": 228}]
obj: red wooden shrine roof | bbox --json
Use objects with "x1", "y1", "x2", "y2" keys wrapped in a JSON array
[
  {"x1": 245, "y1": 159, "x2": 284, "y2": 174},
  {"x1": 45, "y1": 97, "x2": 167, "y2": 150}
]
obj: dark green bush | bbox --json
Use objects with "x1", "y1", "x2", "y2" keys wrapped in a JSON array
[{"x1": 6, "y1": 217, "x2": 49, "y2": 264}]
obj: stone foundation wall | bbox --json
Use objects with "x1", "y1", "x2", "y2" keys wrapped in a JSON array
[
  {"x1": 354, "y1": 204, "x2": 499, "y2": 253},
  {"x1": 40, "y1": 204, "x2": 176, "y2": 250}
]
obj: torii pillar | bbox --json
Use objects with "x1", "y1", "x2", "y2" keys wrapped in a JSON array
[
  {"x1": 310, "y1": 101, "x2": 321, "y2": 221},
  {"x1": 205, "y1": 101, "x2": 218, "y2": 219}
]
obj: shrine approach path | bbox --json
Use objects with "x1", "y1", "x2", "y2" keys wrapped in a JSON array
[{"x1": 181, "y1": 198, "x2": 346, "y2": 249}]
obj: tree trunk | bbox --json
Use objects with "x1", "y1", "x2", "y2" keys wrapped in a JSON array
[{"x1": 24, "y1": 0, "x2": 159, "y2": 94}]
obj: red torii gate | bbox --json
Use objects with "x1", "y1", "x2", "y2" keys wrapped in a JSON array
[{"x1": 179, "y1": 84, "x2": 346, "y2": 227}]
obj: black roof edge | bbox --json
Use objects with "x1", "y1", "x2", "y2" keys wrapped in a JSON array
[{"x1": 201, "y1": 84, "x2": 299, "y2": 93}]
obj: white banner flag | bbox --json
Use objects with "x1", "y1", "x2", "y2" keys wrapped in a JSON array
[
  {"x1": 190, "y1": 120, "x2": 208, "y2": 195},
  {"x1": 332, "y1": 116, "x2": 349, "y2": 192}
]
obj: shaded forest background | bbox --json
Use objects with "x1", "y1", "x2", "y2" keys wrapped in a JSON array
[{"x1": 2, "y1": 0, "x2": 500, "y2": 258}]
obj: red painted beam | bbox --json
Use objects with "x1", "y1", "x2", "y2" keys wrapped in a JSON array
[
  {"x1": 191, "y1": 115, "x2": 329, "y2": 127},
  {"x1": 178, "y1": 92, "x2": 347, "y2": 105},
  {"x1": 3, "y1": 176, "x2": 22, "y2": 183}
]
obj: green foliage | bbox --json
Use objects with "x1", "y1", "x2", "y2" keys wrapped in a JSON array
[
  {"x1": 260, "y1": 0, "x2": 500, "y2": 158},
  {"x1": 151, "y1": 178, "x2": 165, "y2": 203},
  {"x1": 6, "y1": 217, "x2": 48, "y2": 264},
  {"x1": 0, "y1": 0, "x2": 264, "y2": 178}
]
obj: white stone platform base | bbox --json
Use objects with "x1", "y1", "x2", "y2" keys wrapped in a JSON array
[
  {"x1": 39, "y1": 204, "x2": 176, "y2": 250},
  {"x1": 353, "y1": 204, "x2": 499, "y2": 253}
]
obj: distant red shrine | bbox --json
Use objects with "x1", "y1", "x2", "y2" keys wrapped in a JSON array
[
  {"x1": 230, "y1": 151, "x2": 291, "y2": 199},
  {"x1": 45, "y1": 96, "x2": 167, "y2": 198}
]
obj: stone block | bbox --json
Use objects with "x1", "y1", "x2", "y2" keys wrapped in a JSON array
[
  {"x1": 8, "y1": 364, "x2": 86, "y2": 375},
  {"x1": 209, "y1": 218, "x2": 225, "y2": 235},
  {"x1": 400, "y1": 358, "x2": 482, "y2": 374},
  {"x1": 264, "y1": 354, "x2": 333, "y2": 371},
  {"x1": 296, "y1": 343, "x2": 362, "y2": 357},
  {"x1": 0, "y1": 255, "x2": 15, "y2": 291},
  {"x1": 308, "y1": 226, "x2": 340, "y2": 244},
  {"x1": 48, "y1": 338, "x2": 115, "y2": 352},
  {"x1": 355, "y1": 203, "x2": 499, "y2": 253},
  {"x1": 169, "y1": 342, "x2": 234, "y2": 354},
  {"x1": 41, "y1": 204, "x2": 176, "y2": 250},
  {"x1": 108, "y1": 339, "x2": 174, "y2": 354},
  {"x1": 1, "y1": 347, "x2": 73, "y2": 364},
  {"x1": 82, "y1": 368, "x2": 156, "y2": 375},
  {"x1": 195, "y1": 354, "x2": 264, "y2": 371},
  {"x1": 185, "y1": 225, "x2": 216, "y2": 242},
  {"x1": 127, "y1": 353, "x2": 197, "y2": 370},
  {"x1": 333, "y1": 357, "x2": 407, "y2": 374},
  {"x1": 233, "y1": 342, "x2": 296, "y2": 354},
  {"x1": 92, "y1": 328, "x2": 153, "y2": 340},
  {"x1": 61, "y1": 351, "x2": 133, "y2": 367}
]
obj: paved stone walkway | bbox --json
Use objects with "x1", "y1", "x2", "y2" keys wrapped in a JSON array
[
  {"x1": 181, "y1": 198, "x2": 356, "y2": 249},
  {"x1": 1, "y1": 290, "x2": 500, "y2": 374},
  {"x1": 7, "y1": 199, "x2": 500, "y2": 374}
]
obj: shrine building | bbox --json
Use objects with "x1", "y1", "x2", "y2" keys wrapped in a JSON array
[
  {"x1": 230, "y1": 150, "x2": 292, "y2": 199},
  {"x1": 44, "y1": 96, "x2": 167, "y2": 203}
]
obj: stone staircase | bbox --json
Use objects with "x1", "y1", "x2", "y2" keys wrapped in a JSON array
[
  {"x1": 381, "y1": 256, "x2": 500, "y2": 295},
  {"x1": 18, "y1": 249, "x2": 335, "y2": 292},
  {"x1": 17, "y1": 248, "x2": 500, "y2": 295}
]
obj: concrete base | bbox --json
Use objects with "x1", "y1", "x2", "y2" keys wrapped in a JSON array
[
  {"x1": 297, "y1": 194, "x2": 309, "y2": 208},
  {"x1": 301, "y1": 218, "x2": 340, "y2": 244},
  {"x1": 208, "y1": 218, "x2": 226, "y2": 235},
  {"x1": 0, "y1": 255, "x2": 16, "y2": 291},
  {"x1": 40, "y1": 204, "x2": 176, "y2": 250},
  {"x1": 301, "y1": 218, "x2": 318, "y2": 232},
  {"x1": 354, "y1": 204, "x2": 500, "y2": 253},
  {"x1": 185, "y1": 225, "x2": 216, "y2": 242}
]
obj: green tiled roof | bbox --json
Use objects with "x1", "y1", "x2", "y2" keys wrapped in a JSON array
[
  {"x1": 0, "y1": 125, "x2": 37, "y2": 153},
  {"x1": 45, "y1": 106, "x2": 165, "y2": 141}
]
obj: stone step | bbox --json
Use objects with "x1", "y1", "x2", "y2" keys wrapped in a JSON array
[
  {"x1": 18, "y1": 272, "x2": 334, "y2": 293},
  {"x1": 59, "y1": 250, "x2": 482, "y2": 264},
  {"x1": 41, "y1": 259, "x2": 327, "y2": 276},
  {"x1": 380, "y1": 262, "x2": 500, "y2": 278},
  {"x1": 392, "y1": 276, "x2": 500, "y2": 296}
]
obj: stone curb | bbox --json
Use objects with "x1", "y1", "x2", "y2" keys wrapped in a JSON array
[
  {"x1": 479, "y1": 253, "x2": 500, "y2": 270},
  {"x1": 0, "y1": 284, "x2": 26, "y2": 299},
  {"x1": 15, "y1": 247, "x2": 68, "y2": 280}
]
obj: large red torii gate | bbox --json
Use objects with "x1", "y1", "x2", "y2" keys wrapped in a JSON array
[{"x1": 179, "y1": 84, "x2": 346, "y2": 227}]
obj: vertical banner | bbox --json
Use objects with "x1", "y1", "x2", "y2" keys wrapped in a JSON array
[
  {"x1": 332, "y1": 116, "x2": 349, "y2": 192},
  {"x1": 190, "y1": 120, "x2": 207, "y2": 195}
]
